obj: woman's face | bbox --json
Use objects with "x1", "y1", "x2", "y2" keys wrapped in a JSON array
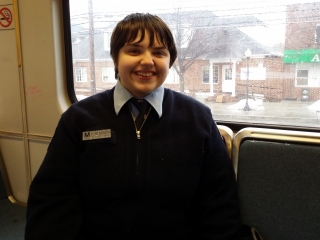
[{"x1": 117, "y1": 31, "x2": 171, "y2": 98}]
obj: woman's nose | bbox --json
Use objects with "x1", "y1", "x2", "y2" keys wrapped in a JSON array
[{"x1": 140, "y1": 51, "x2": 154, "y2": 66}]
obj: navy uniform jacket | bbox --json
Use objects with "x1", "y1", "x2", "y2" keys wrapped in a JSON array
[{"x1": 25, "y1": 88, "x2": 241, "y2": 239}]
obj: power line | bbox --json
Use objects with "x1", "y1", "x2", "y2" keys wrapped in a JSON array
[
  {"x1": 71, "y1": 7, "x2": 320, "y2": 28},
  {"x1": 70, "y1": 0, "x2": 320, "y2": 17}
]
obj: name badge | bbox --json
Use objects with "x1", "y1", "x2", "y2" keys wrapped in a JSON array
[{"x1": 82, "y1": 129, "x2": 111, "y2": 141}]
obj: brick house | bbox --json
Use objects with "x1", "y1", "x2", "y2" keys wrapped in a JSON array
[
  {"x1": 182, "y1": 3, "x2": 320, "y2": 102},
  {"x1": 283, "y1": 2, "x2": 320, "y2": 101}
]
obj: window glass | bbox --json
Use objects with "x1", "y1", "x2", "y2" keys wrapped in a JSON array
[
  {"x1": 75, "y1": 67, "x2": 87, "y2": 82},
  {"x1": 316, "y1": 25, "x2": 320, "y2": 44},
  {"x1": 102, "y1": 67, "x2": 116, "y2": 83},
  {"x1": 225, "y1": 68, "x2": 232, "y2": 81},
  {"x1": 202, "y1": 66, "x2": 209, "y2": 84},
  {"x1": 213, "y1": 66, "x2": 219, "y2": 84},
  {"x1": 166, "y1": 69, "x2": 180, "y2": 84},
  {"x1": 68, "y1": 0, "x2": 320, "y2": 129}
]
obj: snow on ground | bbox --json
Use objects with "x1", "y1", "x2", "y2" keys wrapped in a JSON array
[
  {"x1": 228, "y1": 99, "x2": 265, "y2": 110},
  {"x1": 307, "y1": 100, "x2": 320, "y2": 112}
]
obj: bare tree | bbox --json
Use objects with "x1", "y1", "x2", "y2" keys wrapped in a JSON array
[{"x1": 163, "y1": 10, "x2": 225, "y2": 93}]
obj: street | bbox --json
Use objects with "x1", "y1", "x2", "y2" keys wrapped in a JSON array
[{"x1": 195, "y1": 96, "x2": 320, "y2": 128}]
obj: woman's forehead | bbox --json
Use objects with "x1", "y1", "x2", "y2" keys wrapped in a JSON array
[{"x1": 126, "y1": 30, "x2": 165, "y2": 46}]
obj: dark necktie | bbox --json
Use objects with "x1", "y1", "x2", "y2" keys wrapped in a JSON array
[{"x1": 130, "y1": 98, "x2": 150, "y2": 129}]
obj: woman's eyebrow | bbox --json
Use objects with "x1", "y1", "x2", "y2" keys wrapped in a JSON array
[
  {"x1": 152, "y1": 46, "x2": 168, "y2": 50},
  {"x1": 125, "y1": 42, "x2": 142, "y2": 47},
  {"x1": 124, "y1": 42, "x2": 168, "y2": 50}
]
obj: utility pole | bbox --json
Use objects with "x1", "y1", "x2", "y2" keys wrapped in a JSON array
[
  {"x1": 243, "y1": 48, "x2": 251, "y2": 111},
  {"x1": 88, "y1": 0, "x2": 96, "y2": 94}
]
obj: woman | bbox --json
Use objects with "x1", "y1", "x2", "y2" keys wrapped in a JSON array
[{"x1": 25, "y1": 13, "x2": 240, "y2": 239}]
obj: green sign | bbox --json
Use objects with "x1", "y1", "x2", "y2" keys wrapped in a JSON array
[{"x1": 284, "y1": 49, "x2": 320, "y2": 63}]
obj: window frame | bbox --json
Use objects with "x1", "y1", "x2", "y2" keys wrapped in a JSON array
[
  {"x1": 296, "y1": 69, "x2": 309, "y2": 87},
  {"x1": 74, "y1": 67, "x2": 88, "y2": 82},
  {"x1": 202, "y1": 65, "x2": 219, "y2": 84},
  {"x1": 224, "y1": 67, "x2": 232, "y2": 81},
  {"x1": 212, "y1": 65, "x2": 219, "y2": 84},
  {"x1": 202, "y1": 65, "x2": 209, "y2": 84},
  {"x1": 315, "y1": 25, "x2": 320, "y2": 44},
  {"x1": 63, "y1": 0, "x2": 77, "y2": 103}
]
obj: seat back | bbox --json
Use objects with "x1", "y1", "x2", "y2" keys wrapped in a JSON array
[
  {"x1": 0, "y1": 172, "x2": 7, "y2": 200},
  {"x1": 217, "y1": 125, "x2": 233, "y2": 159},
  {"x1": 232, "y1": 128, "x2": 320, "y2": 240}
]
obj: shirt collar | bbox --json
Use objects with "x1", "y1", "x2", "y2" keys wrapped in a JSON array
[{"x1": 114, "y1": 81, "x2": 163, "y2": 117}]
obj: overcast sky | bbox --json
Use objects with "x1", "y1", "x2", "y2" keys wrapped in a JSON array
[
  {"x1": 70, "y1": 0, "x2": 319, "y2": 15},
  {"x1": 69, "y1": 0, "x2": 320, "y2": 46}
]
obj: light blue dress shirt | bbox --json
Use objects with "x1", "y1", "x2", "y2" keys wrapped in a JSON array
[{"x1": 113, "y1": 80, "x2": 164, "y2": 119}]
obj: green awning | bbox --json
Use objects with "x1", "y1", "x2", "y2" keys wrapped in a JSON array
[{"x1": 284, "y1": 49, "x2": 320, "y2": 63}]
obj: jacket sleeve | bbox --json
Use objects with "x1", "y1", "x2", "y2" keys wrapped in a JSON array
[
  {"x1": 192, "y1": 120, "x2": 241, "y2": 240},
  {"x1": 25, "y1": 115, "x2": 84, "y2": 240}
]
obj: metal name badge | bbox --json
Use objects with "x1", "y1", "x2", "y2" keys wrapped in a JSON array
[{"x1": 82, "y1": 129, "x2": 111, "y2": 141}]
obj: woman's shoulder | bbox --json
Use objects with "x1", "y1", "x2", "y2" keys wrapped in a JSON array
[{"x1": 63, "y1": 89, "x2": 114, "y2": 118}]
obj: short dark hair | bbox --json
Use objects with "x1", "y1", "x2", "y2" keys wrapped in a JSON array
[{"x1": 110, "y1": 13, "x2": 177, "y2": 79}]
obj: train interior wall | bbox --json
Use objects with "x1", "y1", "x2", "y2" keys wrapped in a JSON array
[{"x1": 0, "y1": 0, "x2": 69, "y2": 204}]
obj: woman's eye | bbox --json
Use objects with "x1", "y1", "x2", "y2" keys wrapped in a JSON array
[
  {"x1": 154, "y1": 51, "x2": 166, "y2": 56},
  {"x1": 128, "y1": 49, "x2": 139, "y2": 54}
]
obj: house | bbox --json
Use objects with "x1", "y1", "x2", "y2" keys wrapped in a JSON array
[
  {"x1": 282, "y1": 2, "x2": 320, "y2": 101},
  {"x1": 158, "y1": 11, "x2": 282, "y2": 100}
]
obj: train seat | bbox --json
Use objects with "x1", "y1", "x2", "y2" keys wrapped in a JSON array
[
  {"x1": 232, "y1": 128, "x2": 320, "y2": 240},
  {"x1": 217, "y1": 124, "x2": 234, "y2": 159}
]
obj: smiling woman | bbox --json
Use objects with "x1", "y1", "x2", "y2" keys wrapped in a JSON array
[{"x1": 25, "y1": 12, "x2": 241, "y2": 239}]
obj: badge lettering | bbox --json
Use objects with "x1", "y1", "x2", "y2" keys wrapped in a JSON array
[{"x1": 82, "y1": 129, "x2": 111, "y2": 140}]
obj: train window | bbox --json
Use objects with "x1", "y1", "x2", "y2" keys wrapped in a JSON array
[{"x1": 64, "y1": 0, "x2": 320, "y2": 131}]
